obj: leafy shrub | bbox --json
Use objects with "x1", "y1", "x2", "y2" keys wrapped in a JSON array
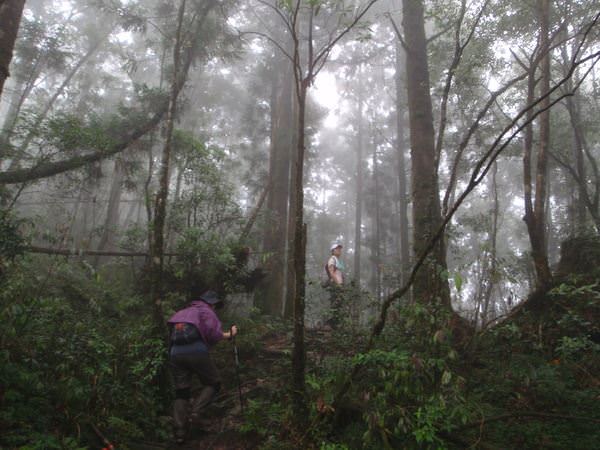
[{"x1": 0, "y1": 256, "x2": 170, "y2": 448}]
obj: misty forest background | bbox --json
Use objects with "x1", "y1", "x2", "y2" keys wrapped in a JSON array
[{"x1": 1, "y1": 0, "x2": 599, "y2": 449}]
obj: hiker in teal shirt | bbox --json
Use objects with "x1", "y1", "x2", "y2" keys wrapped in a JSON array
[{"x1": 325, "y1": 242, "x2": 345, "y2": 327}]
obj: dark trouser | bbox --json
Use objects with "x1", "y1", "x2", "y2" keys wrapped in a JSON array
[
  {"x1": 327, "y1": 284, "x2": 344, "y2": 328},
  {"x1": 170, "y1": 350, "x2": 221, "y2": 391},
  {"x1": 169, "y1": 349, "x2": 221, "y2": 440}
]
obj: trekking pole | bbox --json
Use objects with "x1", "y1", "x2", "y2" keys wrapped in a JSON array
[{"x1": 231, "y1": 326, "x2": 244, "y2": 414}]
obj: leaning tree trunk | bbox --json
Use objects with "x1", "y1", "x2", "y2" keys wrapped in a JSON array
[
  {"x1": 402, "y1": 0, "x2": 451, "y2": 308},
  {"x1": 0, "y1": 0, "x2": 26, "y2": 101}
]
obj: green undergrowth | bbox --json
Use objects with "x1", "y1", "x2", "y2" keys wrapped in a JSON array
[
  {"x1": 0, "y1": 255, "x2": 171, "y2": 449},
  {"x1": 464, "y1": 273, "x2": 600, "y2": 449},
  {"x1": 2, "y1": 229, "x2": 599, "y2": 449},
  {"x1": 239, "y1": 275, "x2": 600, "y2": 450}
]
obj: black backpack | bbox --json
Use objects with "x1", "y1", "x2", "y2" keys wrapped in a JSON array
[{"x1": 170, "y1": 322, "x2": 202, "y2": 345}]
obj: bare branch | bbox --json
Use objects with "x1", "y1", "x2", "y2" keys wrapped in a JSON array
[
  {"x1": 256, "y1": 0, "x2": 295, "y2": 37},
  {"x1": 510, "y1": 48, "x2": 530, "y2": 71},
  {"x1": 435, "y1": 0, "x2": 491, "y2": 169},
  {"x1": 26, "y1": 246, "x2": 161, "y2": 257},
  {"x1": 388, "y1": 15, "x2": 409, "y2": 53},
  {"x1": 312, "y1": 0, "x2": 380, "y2": 72},
  {"x1": 239, "y1": 180, "x2": 272, "y2": 240},
  {"x1": 238, "y1": 30, "x2": 295, "y2": 63},
  {"x1": 426, "y1": 21, "x2": 454, "y2": 44},
  {"x1": 442, "y1": 70, "x2": 528, "y2": 215}
]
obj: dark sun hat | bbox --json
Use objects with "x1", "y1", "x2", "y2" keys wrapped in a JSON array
[{"x1": 199, "y1": 290, "x2": 222, "y2": 305}]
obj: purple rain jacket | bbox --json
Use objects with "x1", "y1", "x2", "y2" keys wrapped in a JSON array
[{"x1": 167, "y1": 300, "x2": 223, "y2": 347}]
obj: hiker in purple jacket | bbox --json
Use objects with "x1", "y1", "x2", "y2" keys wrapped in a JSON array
[{"x1": 167, "y1": 290, "x2": 238, "y2": 444}]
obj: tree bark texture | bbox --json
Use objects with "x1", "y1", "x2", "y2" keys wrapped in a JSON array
[
  {"x1": 0, "y1": 0, "x2": 26, "y2": 101},
  {"x1": 402, "y1": 0, "x2": 450, "y2": 307}
]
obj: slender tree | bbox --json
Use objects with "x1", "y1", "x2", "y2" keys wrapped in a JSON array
[{"x1": 251, "y1": 0, "x2": 379, "y2": 424}]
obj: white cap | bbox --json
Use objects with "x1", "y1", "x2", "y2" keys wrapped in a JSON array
[{"x1": 330, "y1": 242, "x2": 343, "y2": 251}]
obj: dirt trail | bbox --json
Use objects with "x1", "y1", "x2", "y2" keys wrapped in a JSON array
[
  {"x1": 183, "y1": 328, "x2": 337, "y2": 449},
  {"x1": 176, "y1": 331, "x2": 296, "y2": 449},
  {"x1": 134, "y1": 328, "x2": 336, "y2": 450}
]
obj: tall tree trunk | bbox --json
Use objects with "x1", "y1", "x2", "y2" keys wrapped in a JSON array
[
  {"x1": 0, "y1": 74, "x2": 26, "y2": 148},
  {"x1": 291, "y1": 79, "x2": 307, "y2": 423},
  {"x1": 481, "y1": 161, "x2": 499, "y2": 327},
  {"x1": 394, "y1": 41, "x2": 411, "y2": 294},
  {"x1": 94, "y1": 158, "x2": 125, "y2": 266},
  {"x1": 402, "y1": 0, "x2": 450, "y2": 307},
  {"x1": 1, "y1": 21, "x2": 46, "y2": 159},
  {"x1": 354, "y1": 69, "x2": 364, "y2": 285},
  {"x1": 0, "y1": 0, "x2": 26, "y2": 101},
  {"x1": 559, "y1": 30, "x2": 587, "y2": 232},
  {"x1": 70, "y1": 167, "x2": 101, "y2": 249},
  {"x1": 566, "y1": 93, "x2": 588, "y2": 230},
  {"x1": 524, "y1": 0, "x2": 553, "y2": 290},
  {"x1": 372, "y1": 141, "x2": 382, "y2": 302},
  {"x1": 284, "y1": 94, "x2": 298, "y2": 320},
  {"x1": 259, "y1": 50, "x2": 293, "y2": 317},
  {"x1": 166, "y1": 163, "x2": 184, "y2": 255},
  {"x1": 150, "y1": 0, "x2": 187, "y2": 329}
]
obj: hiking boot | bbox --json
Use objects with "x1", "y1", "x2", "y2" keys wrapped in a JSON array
[{"x1": 173, "y1": 398, "x2": 189, "y2": 444}]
